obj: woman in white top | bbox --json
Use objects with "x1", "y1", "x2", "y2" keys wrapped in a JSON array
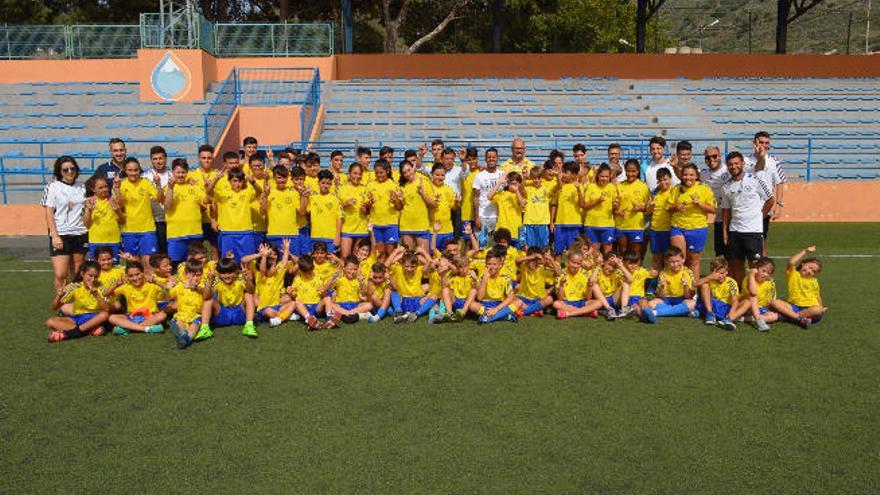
[{"x1": 41, "y1": 156, "x2": 88, "y2": 290}]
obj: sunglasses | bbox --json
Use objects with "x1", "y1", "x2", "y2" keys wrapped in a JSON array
[
  {"x1": 704, "y1": 154, "x2": 719, "y2": 160},
  {"x1": 61, "y1": 167, "x2": 77, "y2": 172}
]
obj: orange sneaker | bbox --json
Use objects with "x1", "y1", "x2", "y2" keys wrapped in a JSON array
[{"x1": 89, "y1": 327, "x2": 106, "y2": 337}]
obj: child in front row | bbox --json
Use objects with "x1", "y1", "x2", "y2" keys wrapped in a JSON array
[
  {"x1": 199, "y1": 257, "x2": 257, "y2": 339},
  {"x1": 287, "y1": 254, "x2": 325, "y2": 330},
  {"x1": 471, "y1": 249, "x2": 518, "y2": 324},
  {"x1": 167, "y1": 261, "x2": 208, "y2": 350},
  {"x1": 364, "y1": 262, "x2": 393, "y2": 322},
  {"x1": 103, "y1": 261, "x2": 167, "y2": 335},
  {"x1": 771, "y1": 245, "x2": 827, "y2": 329},
  {"x1": 552, "y1": 250, "x2": 605, "y2": 319},
  {"x1": 46, "y1": 261, "x2": 110, "y2": 342},
  {"x1": 728, "y1": 257, "x2": 778, "y2": 332},
  {"x1": 618, "y1": 250, "x2": 655, "y2": 318},
  {"x1": 696, "y1": 257, "x2": 739, "y2": 331},
  {"x1": 440, "y1": 254, "x2": 478, "y2": 322},
  {"x1": 324, "y1": 255, "x2": 374, "y2": 327},
  {"x1": 513, "y1": 247, "x2": 559, "y2": 317},
  {"x1": 248, "y1": 241, "x2": 295, "y2": 328},
  {"x1": 593, "y1": 251, "x2": 634, "y2": 320},
  {"x1": 388, "y1": 247, "x2": 435, "y2": 323},
  {"x1": 640, "y1": 247, "x2": 698, "y2": 324}
]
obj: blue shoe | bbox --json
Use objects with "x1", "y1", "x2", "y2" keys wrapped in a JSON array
[
  {"x1": 506, "y1": 313, "x2": 518, "y2": 323},
  {"x1": 113, "y1": 326, "x2": 129, "y2": 336},
  {"x1": 477, "y1": 315, "x2": 489, "y2": 324},
  {"x1": 704, "y1": 314, "x2": 717, "y2": 326},
  {"x1": 145, "y1": 324, "x2": 165, "y2": 334},
  {"x1": 719, "y1": 318, "x2": 737, "y2": 331},
  {"x1": 169, "y1": 321, "x2": 191, "y2": 349},
  {"x1": 689, "y1": 309, "x2": 701, "y2": 318},
  {"x1": 641, "y1": 308, "x2": 657, "y2": 324}
]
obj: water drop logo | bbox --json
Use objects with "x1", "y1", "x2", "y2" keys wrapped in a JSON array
[{"x1": 150, "y1": 51, "x2": 191, "y2": 101}]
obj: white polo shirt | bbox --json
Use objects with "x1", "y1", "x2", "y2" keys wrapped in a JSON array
[
  {"x1": 40, "y1": 180, "x2": 87, "y2": 236},
  {"x1": 645, "y1": 159, "x2": 679, "y2": 192},
  {"x1": 720, "y1": 173, "x2": 773, "y2": 234},
  {"x1": 700, "y1": 165, "x2": 731, "y2": 223},
  {"x1": 472, "y1": 169, "x2": 505, "y2": 219},
  {"x1": 143, "y1": 168, "x2": 172, "y2": 222},
  {"x1": 744, "y1": 153, "x2": 785, "y2": 187}
]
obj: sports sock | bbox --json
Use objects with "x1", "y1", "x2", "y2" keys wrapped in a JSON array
[
  {"x1": 654, "y1": 302, "x2": 692, "y2": 317},
  {"x1": 390, "y1": 292, "x2": 403, "y2": 314},
  {"x1": 524, "y1": 301, "x2": 544, "y2": 315},
  {"x1": 376, "y1": 307, "x2": 387, "y2": 319},
  {"x1": 417, "y1": 298, "x2": 435, "y2": 316},
  {"x1": 488, "y1": 306, "x2": 514, "y2": 323}
]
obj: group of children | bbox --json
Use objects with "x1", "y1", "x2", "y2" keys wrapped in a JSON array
[{"x1": 45, "y1": 142, "x2": 828, "y2": 347}]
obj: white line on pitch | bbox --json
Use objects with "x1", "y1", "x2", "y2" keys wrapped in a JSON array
[{"x1": 0, "y1": 269, "x2": 53, "y2": 272}]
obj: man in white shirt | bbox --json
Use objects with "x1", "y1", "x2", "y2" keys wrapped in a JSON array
[
  {"x1": 720, "y1": 151, "x2": 774, "y2": 285},
  {"x1": 144, "y1": 145, "x2": 173, "y2": 254},
  {"x1": 645, "y1": 136, "x2": 679, "y2": 192},
  {"x1": 472, "y1": 147, "x2": 504, "y2": 247},
  {"x1": 743, "y1": 131, "x2": 786, "y2": 242},
  {"x1": 699, "y1": 145, "x2": 730, "y2": 257}
]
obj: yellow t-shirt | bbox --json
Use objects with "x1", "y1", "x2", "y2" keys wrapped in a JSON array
[
  {"x1": 364, "y1": 169, "x2": 401, "y2": 185},
  {"x1": 255, "y1": 267, "x2": 286, "y2": 309},
  {"x1": 265, "y1": 187, "x2": 300, "y2": 237},
  {"x1": 616, "y1": 180, "x2": 651, "y2": 231},
  {"x1": 215, "y1": 279, "x2": 246, "y2": 307},
  {"x1": 493, "y1": 191, "x2": 523, "y2": 239},
  {"x1": 670, "y1": 183, "x2": 715, "y2": 230},
  {"x1": 338, "y1": 183, "x2": 369, "y2": 236},
  {"x1": 334, "y1": 276, "x2": 362, "y2": 303},
  {"x1": 215, "y1": 187, "x2": 256, "y2": 232},
  {"x1": 88, "y1": 198, "x2": 121, "y2": 244},
  {"x1": 500, "y1": 246, "x2": 521, "y2": 281},
  {"x1": 660, "y1": 267, "x2": 695, "y2": 298},
  {"x1": 582, "y1": 182, "x2": 617, "y2": 228},
  {"x1": 187, "y1": 167, "x2": 219, "y2": 223},
  {"x1": 359, "y1": 252, "x2": 378, "y2": 281},
  {"x1": 313, "y1": 260, "x2": 337, "y2": 287},
  {"x1": 98, "y1": 266, "x2": 126, "y2": 290},
  {"x1": 119, "y1": 179, "x2": 158, "y2": 233},
  {"x1": 741, "y1": 276, "x2": 776, "y2": 309},
  {"x1": 62, "y1": 284, "x2": 102, "y2": 314},
  {"x1": 250, "y1": 193, "x2": 267, "y2": 234},
  {"x1": 169, "y1": 285, "x2": 203, "y2": 325},
  {"x1": 429, "y1": 182, "x2": 456, "y2": 235},
  {"x1": 787, "y1": 269, "x2": 821, "y2": 307},
  {"x1": 448, "y1": 273, "x2": 475, "y2": 299},
  {"x1": 483, "y1": 274, "x2": 513, "y2": 301},
  {"x1": 365, "y1": 179, "x2": 400, "y2": 227},
  {"x1": 596, "y1": 269, "x2": 623, "y2": 296},
  {"x1": 543, "y1": 179, "x2": 559, "y2": 206},
  {"x1": 560, "y1": 270, "x2": 590, "y2": 301},
  {"x1": 629, "y1": 267, "x2": 651, "y2": 297},
  {"x1": 165, "y1": 183, "x2": 205, "y2": 239},
  {"x1": 460, "y1": 172, "x2": 477, "y2": 222},
  {"x1": 523, "y1": 183, "x2": 551, "y2": 226},
  {"x1": 176, "y1": 260, "x2": 217, "y2": 287},
  {"x1": 427, "y1": 271, "x2": 443, "y2": 298},
  {"x1": 517, "y1": 264, "x2": 553, "y2": 300},
  {"x1": 291, "y1": 275, "x2": 323, "y2": 305},
  {"x1": 390, "y1": 264, "x2": 424, "y2": 297},
  {"x1": 500, "y1": 158, "x2": 535, "y2": 175},
  {"x1": 555, "y1": 183, "x2": 582, "y2": 225},
  {"x1": 304, "y1": 175, "x2": 321, "y2": 195},
  {"x1": 399, "y1": 177, "x2": 430, "y2": 232},
  {"x1": 309, "y1": 193, "x2": 341, "y2": 240},
  {"x1": 650, "y1": 187, "x2": 674, "y2": 232},
  {"x1": 115, "y1": 282, "x2": 164, "y2": 313},
  {"x1": 708, "y1": 276, "x2": 739, "y2": 305}
]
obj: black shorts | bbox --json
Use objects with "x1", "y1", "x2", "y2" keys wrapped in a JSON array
[
  {"x1": 49, "y1": 233, "x2": 88, "y2": 257},
  {"x1": 725, "y1": 232, "x2": 764, "y2": 262},
  {"x1": 713, "y1": 222, "x2": 725, "y2": 258},
  {"x1": 762, "y1": 215, "x2": 771, "y2": 239}
]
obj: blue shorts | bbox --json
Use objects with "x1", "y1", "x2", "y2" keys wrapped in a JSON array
[
  {"x1": 121, "y1": 232, "x2": 158, "y2": 256},
  {"x1": 373, "y1": 225, "x2": 399, "y2": 244},
  {"x1": 266, "y1": 235, "x2": 300, "y2": 254},
  {"x1": 518, "y1": 296, "x2": 539, "y2": 306},
  {"x1": 662, "y1": 297, "x2": 685, "y2": 306},
  {"x1": 157, "y1": 301, "x2": 171, "y2": 311},
  {"x1": 699, "y1": 298, "x2": 731, "y2": 319},
  {"x1": 625, "y1": 296, "x2": 643, "y2": 306},
  {"x1": 605, "y1": 295, "x2": 618, "y2": 309},
  {"x1": 758, "y1": 307, "x2": 770, "y2": 315},
  {"x1": 650, "y1": 230, "x2": 672, "y2": 255},
  {"x1": 174, "y1": 316, "x2": 202, "y2": 327},
  {"x1": 522, "y1": 225, "x2": 550, "y2": 248},
  {"x1": 342, "y1": 233, "x2": 369, "y2": 240},
  {"x1": 201, "y1": 223, "x2": 218, "y2": 247},
  {"x1": 789, "y1": 303, "x2": 823, "y2": 323},
  {"x1": 400, "y1": 230, "x2": 430, "y2": 240},
  {"x1": 214, "y1": 304, "x2": 246, "y2": 327},
  {"x1": 338, "y1": 302, "x2": 359, "y2": 311},
  {"x1": 306, "y1": 237, "x2": 337, "y2": 254},
  {"x1": 452, "y1": 297, "x2": 467, "y2": 311},
  {"x1": 671, "y1": 226, "x2": 708, "y2": 253},
  {"x1": 435, "y1": 233, "x2": 455, "y2": 251},
  {"x1": 563, "y1": 300, "x2": 586, "y2": 308},
  {"x1": 257, "y1": 305, "x2": 282, "y2": 321},
  {"x1": 554, "y1": 225, "x2": 581, "y2": 254},
  {"x1": 87, "y1": 243, "x2": 119, "y2": 262},
  {"x1": 167, "y1": 235, "x2": 202, "y2": 262},
  {"x1": 252, "y1": 232, "x2": 267, "y2": 246},
  {"x1": 72, "y1": 312, "x2": 98, "y2": 325},
  {"x1": 584, "y1": 226, "x2": 616, "y2": 244},
  {"x1": 399, "y1": 295, "x2": 421, "y2": 313},
  {"x1": 481, "y1": 300, "x2": 502, "y2": 311},
  {"x1": 615, "y1": 229, "x2": 645, "y2": 243},
  {"x1": 219, "y1": 231, "x2": 257, "y2": 262}
]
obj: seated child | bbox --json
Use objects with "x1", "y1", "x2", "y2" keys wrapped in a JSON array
[
  {"x1": 199, "y1": 257, "x2": 257, "y2": 339},
  {"x1": 696, "y1": 257, "x2": 739, "y2": 331},
  {"x1": 513, "y1": 247, "x2": 559, "y2": 317},
  {"x1": 441, "y1": 254, "x2": 478, "y2": 322},
  {"x1": 148, "y1": 253, "x2": 174, "y2": 313},
  {"x1": 469, "y1": 249, "x2": 518, "y2": 324},
  {"x1": 551, "y1": 250, "x2": 606, "y2": 319},
  {"x1": 364, "y1": 262, "x2": 392, "y2": 323},
  {"x1": 324, "y1": 255, "x2": 373, "y2": 327},
  {"x1": 166, "y1": 261, "x2": 209, "y2": 350},
  {"x1": 592, "y1": 251, "x2": 635, "y2": 321},
  {"x1": 387, "y1": 247, "x2": 436, "y2": 323},
  {"x1": 104, "y1": 261, "x2": 167, "y2": 335},
  {"x1": 46, "y1": 261, "x2": 111, "y2": 342},
  {"x1": 770, "y1": 245, "x2": 827, "y2": 329},
  {"x1": 640, "y1": 247, "x2": 698, "y2": 324},
  {"x1": 728, "y1": 257, "x2": 778, "y2": 332},
  {"x1": 618, "y1": 250, "x2": 656, "y2": 319},
  {"x1": 287, "y1": 254, "x2": 326, "y2": 330}
]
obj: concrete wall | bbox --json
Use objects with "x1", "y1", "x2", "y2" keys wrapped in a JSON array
[{"x1": 214, "y1": 105, "x2": 302, "y2": 153}]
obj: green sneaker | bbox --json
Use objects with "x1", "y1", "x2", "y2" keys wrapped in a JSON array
[
  {"x1": 144, "y1": 324, "x2": 165, "y2": 334},
  {"x1": 194, "y1": 324, "x2": 214, "y2": 341},
  {"x1": 113, "y1": 326, "x2": 129, "y2": 336},
  {"x1": 242, "y1": 321, "x2": 258, "y2": 338}
]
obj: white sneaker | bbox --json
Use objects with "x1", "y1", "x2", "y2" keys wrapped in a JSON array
[
  {"x1": 755, "y1": 319, "x2": 770, "y2": 332},
  {"x1": 367, "y1": 314, "x2": 380, "y2": 323},
  {"x1": 358, "y1": 312, "x2": 372, "y2": 321},
  {"x1": 288, "y1": 313, "x2": 301, "y2": 321},
  {"x1": 269, "y1": 317, "x2": 283, "y2": 327}
]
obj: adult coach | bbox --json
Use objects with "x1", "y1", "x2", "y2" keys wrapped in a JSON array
[
  {"x1": 700, "y1": 146, "x2": 730, "y2": 257},
  {"x1": 42, "y1": 156, "x2": 88, "y2": 290},
  {"x1": 438, "y1": 147, "x2": 467, "y2": 238},
  {"x1": 93, "y1": 138, "x2": 127, "y2": 181},
  {"x1": 500, "y1": 138, "x2": 535, "y2": 175},
  {"x1": 144, "y1": 146, "x2": 172, "y2": 254},
  {"x1": 744, "y1": 131, "x2": 785, "y2": 243},
  {"x1": 473, "y1": 147, "x2": 504, "y2": 246},
  {"x1": 720, "y1": 151, "x2": 774, "y2": 285}
]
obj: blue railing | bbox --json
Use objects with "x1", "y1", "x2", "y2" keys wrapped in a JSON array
[{"x1": 203, "y1": 69, "x2": 238, "y2": 147}]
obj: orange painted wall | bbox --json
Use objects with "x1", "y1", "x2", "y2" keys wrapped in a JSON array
[
  {"x1": 214, "y1": 106, "x2": 301, "y2": 154},
  {"x1": 0, "y1": 58, "x2": 139, "y2": 83},
  {"x1": 2, "y1": 181, "x2": 878, "y2": 235}
]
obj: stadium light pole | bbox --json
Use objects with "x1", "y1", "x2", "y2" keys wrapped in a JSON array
[
  {"x1": 619, "y1": 38, "x2": 635, "y2": 52},
  {"x1": 698, "y1": 18, "x2": 720, "y2": 51}
]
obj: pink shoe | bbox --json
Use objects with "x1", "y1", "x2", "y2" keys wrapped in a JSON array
[
  {"x1": 588, "y1": 310, "x2": 599, "y2": 318},
  {"x1": 556, "y1": 310, "x2": 568, "y2": 319}
]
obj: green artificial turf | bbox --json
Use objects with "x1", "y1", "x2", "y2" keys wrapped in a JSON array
[{"x1": 1, "y1": 223, "x2": 878, "y2": 493}]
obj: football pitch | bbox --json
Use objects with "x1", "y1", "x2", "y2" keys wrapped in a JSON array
[{"x1": 1, "y1": 223, "x2": 878, "y2": 493}]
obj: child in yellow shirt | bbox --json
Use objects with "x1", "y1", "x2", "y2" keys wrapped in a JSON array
[
  {"x1": 167, "y1": 261, "x2": 208, "y2": 349},
  {"x1": 199, "y1": 257, "x2": 257, "y2": 339},
  {"x1": 647, "y1": 168, "x2": 675, "y2": 272},
  {"x1": 552, "y1": 250, "x2": 606, "y2": 319},
  {"x1": 580, "y1": 163, "x2": 618, "y2": 253},
  {"x1": 440, "y1": 254, "x2": 478, "y2": 321},
  {"x1": 114, "y1": 157, "x2": 165, "y2": 263},
  {"x1": 84, "y1": 176, "x2": 122, "y2": 261},
  {"x1": 522, "y1": 168, "x2": 556, "y2": 249},
  {"x1": 553, "y1": 161, "x2": 583, "y2": 255},
  {"x1": 287, "y1": 254, "x2": 326, "y2": 330},
  {"x1": 470, "y1": 250, "x2": 518, "y2": 324},
  {"x1": 262, "y1": 165, "x2": 301, "y2": 254},
  {"x1": 363, "y1": 160, "x2": 403, "y2": 257},
  {"x1": 104, "y1": 261, "x2": 167, "y2": 335},
  {"x1": 364, "y1": 262, "x2": 392, "y2": 323},
  {"x1": 771, "y1": 245, "x2": 827, "y2": 328},
  {"x1": 46, "y1": 261, "x2": 111, "y2": 342},
  {"x1": 386, "y1": 247, "x2": 434, "y2": 323},
  {"x1": 641, "y1": 247, "x2": 698, "y2": 324},
  {"x1": 301, "y1": 169, "x2": 342, "y2": 254},
  {"x1": 512, "y1": 247, "x2": 560, "y2": 317},
  {"x1": 696, "y1": 257, "x2": 740, "y2": 330},
  {"x1": 428, "y1": 164, "x2": 459, "y2": 251},
  {"x1": 164, "y1": 158, "x2": 208, "y2": 263},
  {"x1": 338, "y1": 163, "x2": 370, "y2": 258},
  {"x1": 207, "y1": 166, "x2": 262, "y2": 263},
  {"x1": 489, "y1": 171, "x2": 526, "y2": 247},
  {"x1": 324, "y1": 255, "x2": 373, "y2": 327},
  {"x1": 614, "y1": 159, "x2": 650, "y2": 257}
]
